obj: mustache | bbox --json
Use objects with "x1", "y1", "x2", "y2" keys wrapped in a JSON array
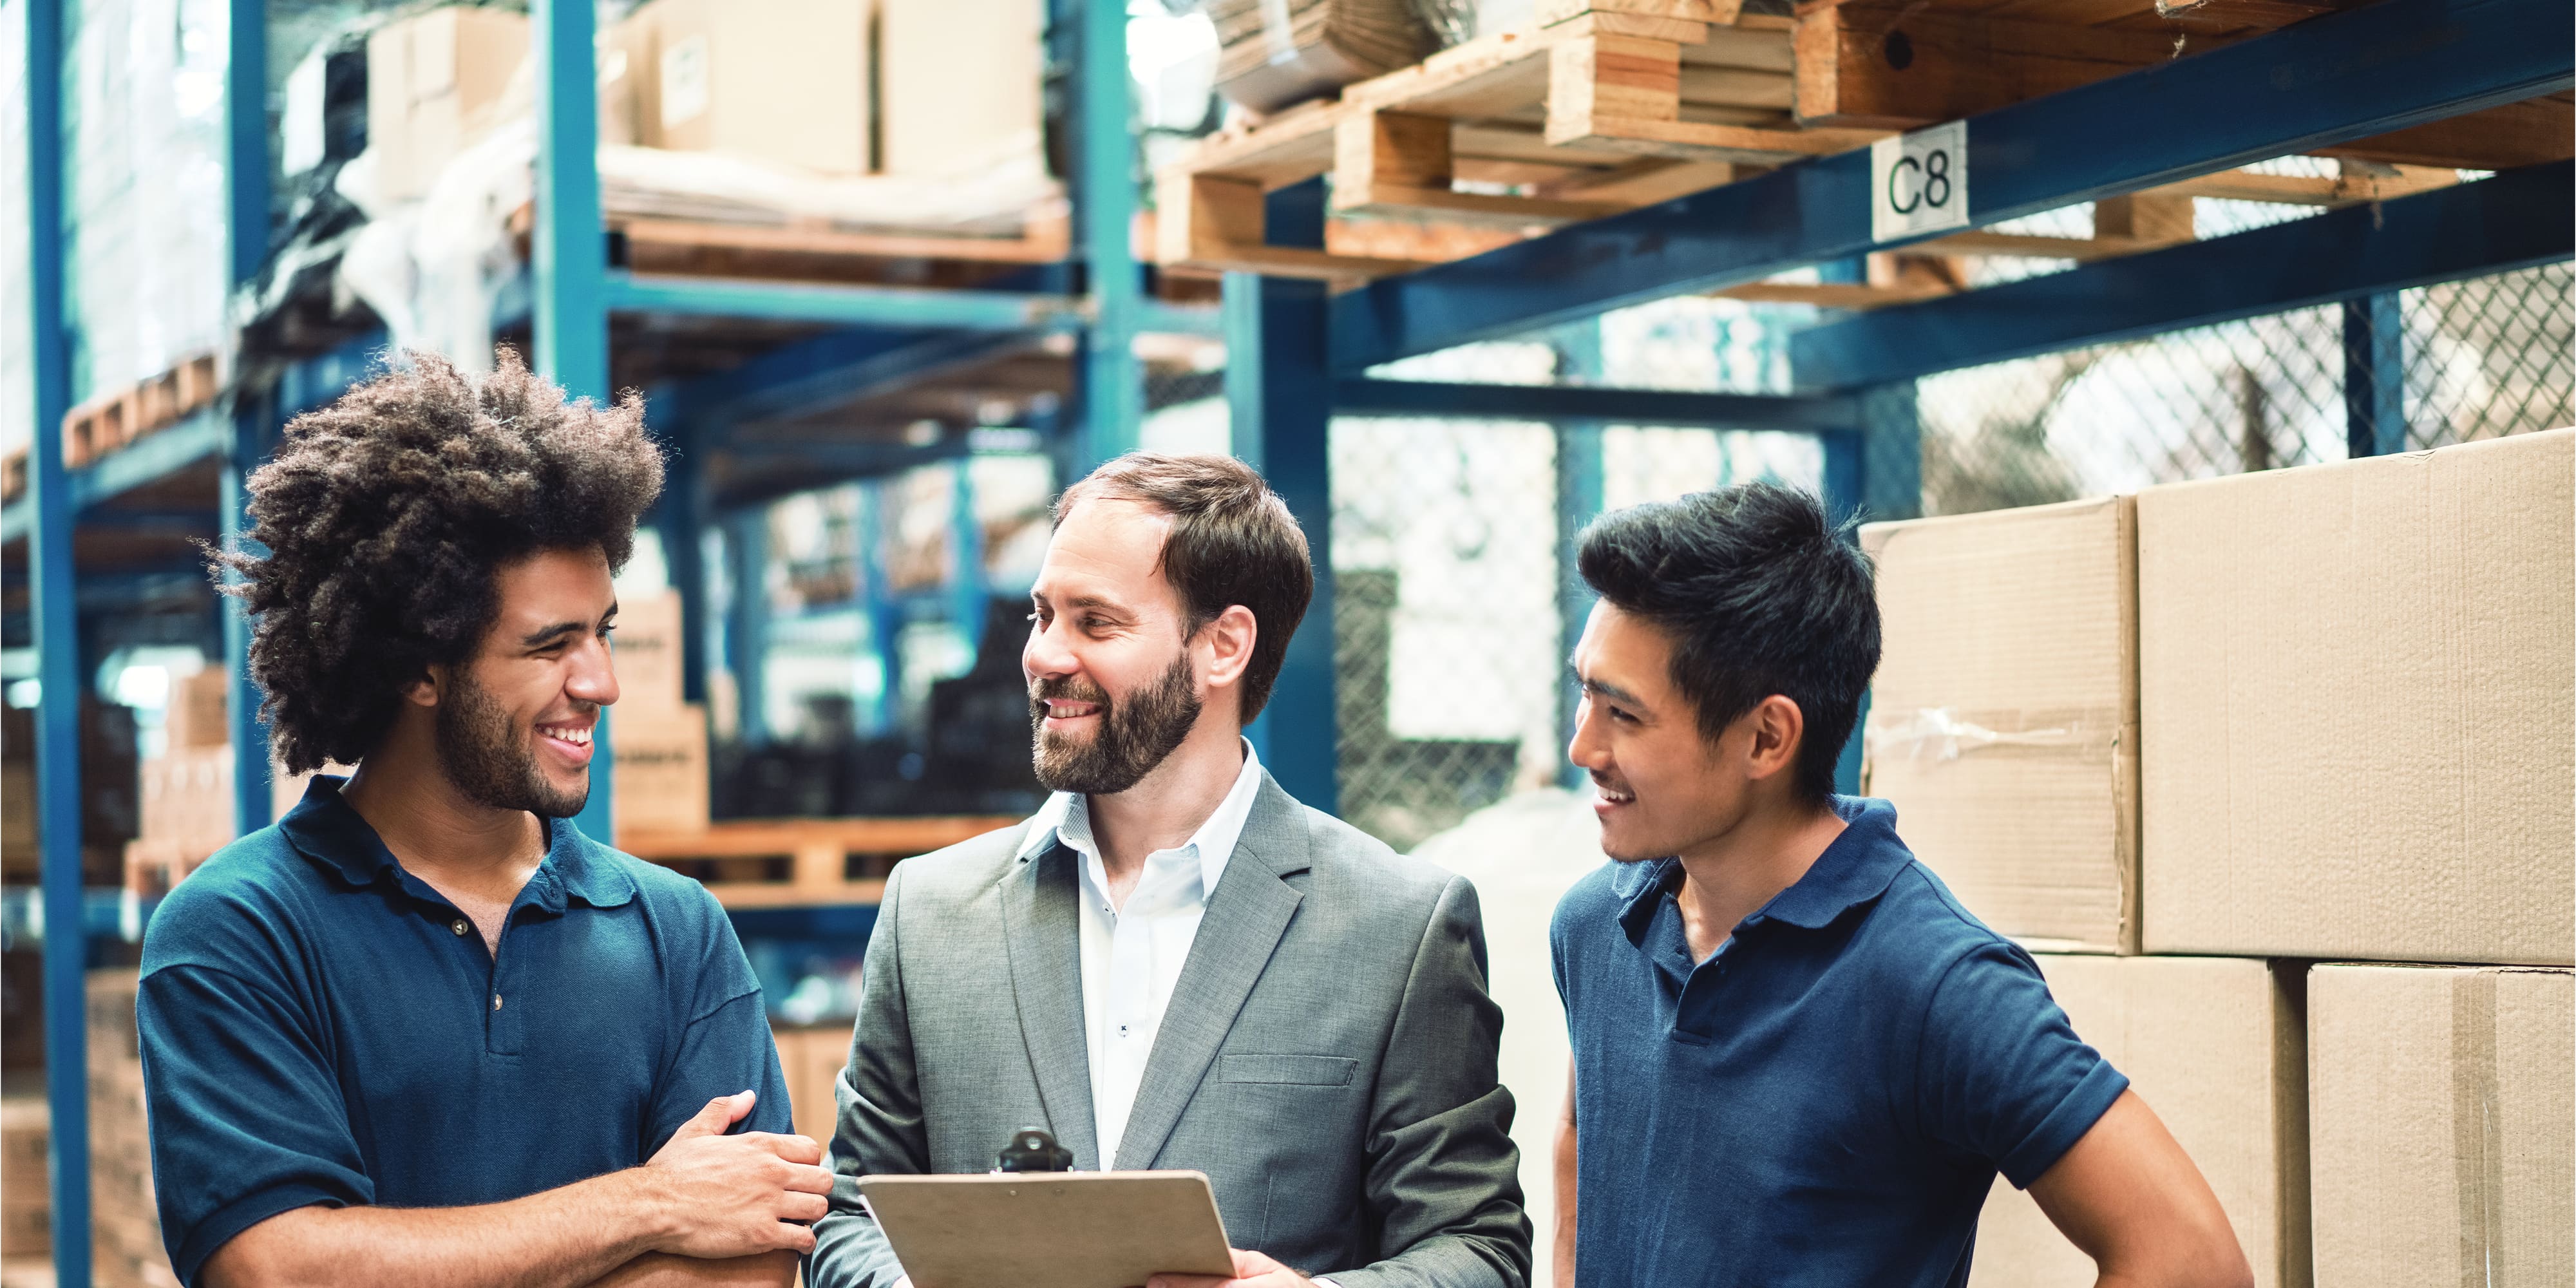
[{"x1": 1030, "y1": 677, "x2": 1110, "y2": 707}]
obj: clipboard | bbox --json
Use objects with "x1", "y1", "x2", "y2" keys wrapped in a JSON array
[{"x1": 858, "y1": 1170, "x2": 1236, "y2": 1288}]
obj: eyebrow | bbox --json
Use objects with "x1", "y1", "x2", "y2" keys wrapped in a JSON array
[
  {"x1": 1571, "y1": 661, "x2": 1649, "y2": 709},
  {"x1": 1034, "y1": 590, "x2": 1128, "y2": 614},
  {"x1": 522, "y1": 605, "x2": 615, "y2": 649}
]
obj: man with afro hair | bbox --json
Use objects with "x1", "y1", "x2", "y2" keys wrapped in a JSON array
[{"x1": 138, "y1": 352, "x2": 828, "y2": 1288}]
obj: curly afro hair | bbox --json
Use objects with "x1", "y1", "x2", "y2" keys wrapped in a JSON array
[{"x1": 213, "y1": 350, "x2": 664, "y2": 773}]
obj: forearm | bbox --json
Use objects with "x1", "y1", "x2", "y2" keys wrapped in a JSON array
[
  {"x1": 204, "y1": 1169, "x2": 668, "y2": 1288},
  {"x1": 585, "y1": 1251, "x2": 799, "y2": 1288},
  {"x1": 1551, "y1": 1116, "x2": 1577, "y2": 1288}
]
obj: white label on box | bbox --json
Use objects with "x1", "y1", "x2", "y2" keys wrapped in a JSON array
[
  {"x1": 659, "y1": 35, "x2": 710, "y2": 128},
  {"x1": 1870, "y1": 120, "x2": 1969, "y2": 243}
]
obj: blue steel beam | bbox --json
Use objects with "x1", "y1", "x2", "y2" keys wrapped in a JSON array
[
  {"x1": 1074, "y1": 0, "x2": 1142, "y2": 466},
  {"x1": 1226, "y1": 180, "x2": 1336, "y2": 810},
  {"x1": 531, "y1": 0, "x2": 615, "y2": 841},
  {"x1": 1790, "y1": 161, "x2": 2573, "y2": 390},
  {"x1": 1549, "y1": 321, "x2": 1604, "y2": 794},
  {"x1": 2343, "y1": 294, "x2": 2408, "y2": 459},
  {"x1": 1332, "y1": 378, "x2": 1860, "y2": 430},
  {"x1": 24, "y1": 0, "x2": 91, "y2": 1281},
  {"x1": 0, "y1": 410, "x2": 228, "y2": 546},
  {"x1": 225, "y1": 0, "x2": 274, "y2": 836},
  {"x1": 1331, "y1": 0, "x2": 2572, "y2": 370},
  {"x1": 603, "y1": 272, "x2": 1081, "y2": 332}
]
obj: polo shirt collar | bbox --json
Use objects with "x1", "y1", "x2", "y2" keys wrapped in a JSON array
[
  {"x1": 1612, "y1": 796, "x2": 1913, "y2": 942},
  {"x1": 278, "y1": 774, "x2": 636, "y2": 911}
]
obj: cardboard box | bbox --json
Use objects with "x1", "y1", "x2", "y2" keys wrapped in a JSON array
[
  {"x1": 2137, "y1": 429, "x2": 2575, "y2": 964},
  {"x1": 1, "y1": 1098, "x2": 46, "y2": 1259},
  {"x1": 139, "y1": 747, "x2": 234, "y2": 859},
  {"x1": 1861, "y1": 496, "x2": 2139, "y2": 954},
  {"x1": 162, "y1": 669, "x2": 229, "y2": 751},
  {"x1": 2307, "y1": 964, "x2": 2572, "y2": 1287},
  {"x1": 774, "y1": 1027, "x2": 851, "y2": 1150},
  {"x1": 614, "y1": 705, "x2": 710, "y2": 835},
  {"x1": 614, "y1": 591, "x2": 687, "y2": 714},
  {"x1": 1969, "y1": 956, "x2": 2308, "y2": 1288},
  {"x1": 621, "y1": 0, "x2": 871, "y2": 174},
  {"x1": 878, "y1": 0, "x2": 1043, "y2": 178},
  {"x1": 367, "y1": 6, "x2": 531, "y2": 200}
]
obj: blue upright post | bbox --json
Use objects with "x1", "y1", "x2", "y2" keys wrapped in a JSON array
[
  {"x1": 1552, "y1": 321, "x2": 1605, "y2": 792},
  {"x1": 1856, "y1": 383, "x2": 1922, "y2": 522},
  {"x1": 223, "y1": 0, "x2": 274, "y2": 834},
  {"x1": 724, "y1": 510, "x2": 772, "y2": 746},
  {"x1": 532, "y1": 0, "x2": 615, "y2": 840},
  {"x1": 1074, "y1": 0, "x2": 1141, "y2": 467},
  {"x1": 2342, "y1": 294, "x2": 2407, "y2": 458},
  {"x1": 950, "y1": 459, "x2": 989, "y2": 653},
  {"x1": 1225, "y1": 179, "x2": 1335, "y2": 812},
  {"x1": 655, "y1": 417, "x2": 710, "y2": 706},
  {"x1": 26, "y1": 1, "x2": 92, "y2": 1282}
]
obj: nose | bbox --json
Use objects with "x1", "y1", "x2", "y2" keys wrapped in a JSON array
[
  {"x1": 1567, "y1": 696, "x2": 1611, "y2": 775},
  {"x1": 569, "y1": 632, "x2": 620, "y2": 708},
  {"x1": 1023, "y1": 611, "x2": 1078, "y2": 687}
]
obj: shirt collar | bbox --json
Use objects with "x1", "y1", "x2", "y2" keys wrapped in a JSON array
[
  {"x1": 278, "y1": 773, "x2": 637, "y2": 911},
  {"x1": 1017, "y1": 737, "x2": 1266, "y2": 895},
  {"x1": 1615, "y1": 796, "x2": 1913, "y2": 943}
]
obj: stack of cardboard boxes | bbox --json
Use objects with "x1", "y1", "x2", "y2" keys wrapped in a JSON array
[
  {"x1": 1, "y1": 1099, "x2": 46, "y2": 1261},
  {"x1": 612, "y1": 592, "x2": 712, "y2": 837},
  {"x1": 1861, "y1": 428, "x2": 2575, "y2": 1287},
  {"x1": 128, "y1": 672, "x2": 236, "y2": 896},
  {"x1": 86, "y1": 972, "x2": 176, "y2": 1288}
]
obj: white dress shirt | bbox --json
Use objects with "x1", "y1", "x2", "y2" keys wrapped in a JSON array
[{"x1": 1016, "y1": 739, "x2": 1265, "y2": 1170}]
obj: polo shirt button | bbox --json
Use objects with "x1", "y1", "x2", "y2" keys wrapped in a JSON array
[
  {"x1": 491, "y1": 994, "x2": 504, "y2": 1011},
  {"x1": 450, "y1": 920, "x2": 469, "y2": 936}
]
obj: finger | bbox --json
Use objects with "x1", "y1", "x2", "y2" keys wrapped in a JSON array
[
  {"x1": 669, "y1": 1092, "x2": 748, "y2": 1142},
  {"x1": 772, "y1": 1222, "x2": 819, "y2": 1255},
  {"x1": 741, "y1": 1132, "x2": 824, "y2": 1164},
  {"x1": 779, "y1": 1191, "x2": 830, "y2": 1222},
  {"x1": 723, "y1": 1088, "x2": 757, "y2": 1124}
]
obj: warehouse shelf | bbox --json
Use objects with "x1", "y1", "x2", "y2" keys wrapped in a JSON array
[{"x1": 618, "y1": 815, "x2": 1016, "y2": 910}]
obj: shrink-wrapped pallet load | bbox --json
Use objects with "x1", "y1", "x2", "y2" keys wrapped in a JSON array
[{"x1": 1206, "y1": 0, "x2": 1445, "y2": 113}]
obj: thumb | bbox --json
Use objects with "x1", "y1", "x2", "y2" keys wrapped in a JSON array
[{"x1": 672, "y1": 1090, "x2": 755, "y2": 1141}]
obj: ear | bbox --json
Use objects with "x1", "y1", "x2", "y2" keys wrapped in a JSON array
[
  {"x1": 1739, "y1": 694, "x2": 1806, "y2": 784},
  {"x1": 403, "y1": 663, "x2": 446, "y2": 710},
  {"x1": 1197, "y1": 604, "x2": 1259, "y2": 693}
]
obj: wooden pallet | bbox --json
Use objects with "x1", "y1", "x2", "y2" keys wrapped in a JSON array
[
  {"x1": 618, "y1": 815, "x2": 1016, "y2": 908},
  {"x1": 1157, "y1": 8, "x2": 1889, "y2": 279},
  {"x1": 507, "y1": 204, "x2": 1072, "y2": 289},
  {"x1": 59, "y1": 352, "x2": 222, "y2": 469}
]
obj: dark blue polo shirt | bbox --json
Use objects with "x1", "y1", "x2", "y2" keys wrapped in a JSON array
[
  {"x1": 1551, "y1": 797, "x2": 2126, "y2": 1288},
  {"x1": 137, "y1": 777, "x2": 792, "y2": 1287}
]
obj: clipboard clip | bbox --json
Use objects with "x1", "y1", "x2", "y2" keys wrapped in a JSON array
[{"x1": 995, "y1": 1126, "x2": 1075, "y2": 1173}]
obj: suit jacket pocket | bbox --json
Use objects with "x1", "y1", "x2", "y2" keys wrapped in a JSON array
[{"x1": 1217, "y1": 1053, "x2": 1358, "y2": 1087}]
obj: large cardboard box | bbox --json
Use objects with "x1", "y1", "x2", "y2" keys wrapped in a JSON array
[
  {"x1": 1861, "y1": 497, "x2": 2138, "y2": 954},
  {"x1": 621, "y1": 0, "x2": 871, "y2": 175},
  {"x1": 1, "y1": 1099, "x2": 46, "y2": 1260},
  {"x1": 161, "y1": 669, "x2": 229, "y2": 751},
  {"x1": 2307, "y1": 964, "x2": 2572, "y2": 1287},
  {"x1": 774, "y1": 1027, "x2": 851, "y2": 1150},
  {"x1": 367, "y1": 6, "x2": 531, "y2": 200},
  {"x1": 1969, "y1": 956, "x2": 2308, "y2": 1288},
  {"x1": 613, "y1": 591, "x2": 687, "y2": 714},
  {"x1": 138, "y1": 746, "x2": 234, "y2": 860},
  {"x1": 614, "y1": 704, "x2": 710, "y2": 835},
  {"x1": 2137, "y1": 429, "x2": 2575, "y2": 964},
  {"x1": 878, "y1": 0, "x2": 1044, "y2": 179}
]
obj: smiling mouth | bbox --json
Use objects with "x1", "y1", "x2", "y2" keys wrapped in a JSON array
[
  {"x1": 537, "y1": 722, "x2": 595, "y2": 757},
  {"x1": 1043, "y1": 701, "x2": 1102, "y2": 721},
  {"x1": 1593, "y1": 780, "x2": 1636, "y2": 807}
]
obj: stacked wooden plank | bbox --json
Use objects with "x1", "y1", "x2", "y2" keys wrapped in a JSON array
[
  {"x1": 1208, "y1": 0, "x2": 1443, "y2": 113},
  {"x1": 618, "y1": 815, "x2": 1013, "y2": 908},
  {"x1": 1150, "y1": 0, "x2": 2571, "y2": 290},
  {"x1": 59, "y1": 354, "x2": 220, "y2": 471}
]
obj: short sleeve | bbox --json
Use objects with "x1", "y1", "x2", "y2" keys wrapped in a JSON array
[
  {"x1": 1912, "y1": 943, "x2": 2128, "y2": 1189},
  {"x1": 138, "y1": 963, "x2": 374, "y2": 1287},
  {"x1": 643, "y1": 898, "x2": 794, "y2": 1150}
]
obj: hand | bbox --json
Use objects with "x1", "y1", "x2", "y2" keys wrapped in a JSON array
[
  {"x1": 1148, "y1": 1247, "x2": 1312, "y2": 1288},
  {"x1": 639, "y1": 1090, "x2": 835, "y2": 1258}
]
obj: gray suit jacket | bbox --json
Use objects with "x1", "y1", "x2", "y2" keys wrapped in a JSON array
[{"x1": 807, "y1": 772, "x2": 1530, "y2": 1288}]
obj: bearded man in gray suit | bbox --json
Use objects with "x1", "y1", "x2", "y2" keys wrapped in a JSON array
[{"x1": 806, "y1": 453, "x2": 1528, "y2": 1288}]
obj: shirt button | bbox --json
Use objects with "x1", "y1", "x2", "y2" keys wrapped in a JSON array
[
  {"x1": 450, "y1": 920, "x2": 470, "y2": 936},
  {"x1": 491, "y1": 994, "x2": 504, "y2": 1011},
  {"x1": 1118, "y1": 1025, "x2": 1130, "y2": 1037}
]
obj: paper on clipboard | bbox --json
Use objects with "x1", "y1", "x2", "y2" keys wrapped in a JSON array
[{"x1": 858, "y1": 1170, "x2": 1236, "y2": 1288}]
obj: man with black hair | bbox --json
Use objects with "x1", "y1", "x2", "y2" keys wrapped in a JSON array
[
  {"x1": 1549, "y1": 483, "x2": 2249, "y2": 1288},
  {"x1": 143, "y1": 352, "x2": 828, "y2": 1288}
]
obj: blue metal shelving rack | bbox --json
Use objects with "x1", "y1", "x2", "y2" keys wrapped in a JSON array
[{"x1": 12, "y1": 0, "x2": 2571, "y2": 1279}]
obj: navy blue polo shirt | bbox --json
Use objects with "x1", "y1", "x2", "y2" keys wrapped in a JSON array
[
  {"x1": 1550, "y1": 797, "x2": 2126, "y2": 1288},
  {"x1": 137, "y1": 777, "x2": 792, "y2": 1287}
]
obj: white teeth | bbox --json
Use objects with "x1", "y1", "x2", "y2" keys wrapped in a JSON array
[{"x1": 544, "y1": 726, "x2": 590, "y2": 745}]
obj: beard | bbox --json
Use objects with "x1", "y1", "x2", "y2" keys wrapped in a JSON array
[
  {"x1": 1028, "y1": 652, "x2": 1203, "y2": 795},
  {"x1": 437, "y1": 668, "x2": 589, "y2": 819}
]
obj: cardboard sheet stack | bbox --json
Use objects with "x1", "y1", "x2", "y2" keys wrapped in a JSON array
[
  {"x1": 87, "y1": 971, "x2": 178, "y2": 1288},
  {"x1": 612, "y1": 592, "x2": 712, "y2": 837},
  {"x1": 1859, "y1": 427, "x2": 2575, "y2": 1287},
  {"x1": 1205, "y1": 0, "x2": 1443, "y2": 113}
]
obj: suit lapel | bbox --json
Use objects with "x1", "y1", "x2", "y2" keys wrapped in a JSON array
[
  {"x1": 1112, "y1": 774, "x2": 1313, "y2": 1170},
  {"x1": 998, "y1": 838, "x2": 1102, "y2": 1168}
]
